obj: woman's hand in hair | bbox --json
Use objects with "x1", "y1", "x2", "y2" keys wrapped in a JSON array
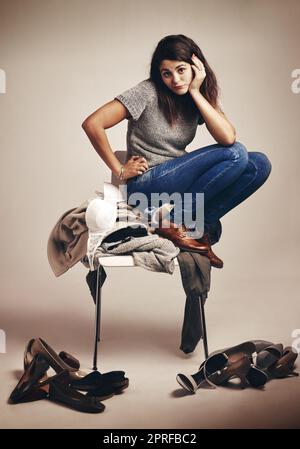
[
  {"x1": 188, "y1": 54, "x2": 206, "y2": 93},
  {"x1": 123, "y1": 156, "x2": 149, "y2": 180}
]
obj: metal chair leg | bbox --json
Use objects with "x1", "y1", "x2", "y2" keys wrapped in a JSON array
[
  {"x1": 199, "y1": 295, "x2": 209, "y2": 359},
  {"x1": 97, "y1": 266, "x2": 102, "y2": 343},
  {"x1": 93, "y1": 266, "x2": 102, "y2": 371}
]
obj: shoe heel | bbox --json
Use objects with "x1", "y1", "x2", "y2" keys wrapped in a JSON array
[{"x1": 238, "y1": 374, "x2": 248, "y2": 389}]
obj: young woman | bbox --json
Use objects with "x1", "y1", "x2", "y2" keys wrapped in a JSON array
[{"x1": 82, "y1": 34, "x2": 272, "y2": 268}]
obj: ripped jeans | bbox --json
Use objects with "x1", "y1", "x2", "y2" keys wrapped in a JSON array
[{"x1": 126, "y1": 141, "x2": 272, "y2": 239}]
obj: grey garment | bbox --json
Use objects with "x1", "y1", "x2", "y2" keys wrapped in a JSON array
[
  {"x1": 84, "y1": 233, "x2": 180, "y2": 274},
  {"x1": 176, "y1": 251, "x2": 211, "y2": 354},
  {"x1": 114, "y1": 78, "x2": 204, "y2": 169}
]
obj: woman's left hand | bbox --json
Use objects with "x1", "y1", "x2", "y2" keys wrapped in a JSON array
[{"x1": 188, "y1": 54, "x2": 206, "y2": 93}]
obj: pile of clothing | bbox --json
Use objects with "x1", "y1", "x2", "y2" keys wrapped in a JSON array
[
  {"x1": 9, "y1": 338, "x2": 129, "y2": 413},
  {"x1": 47, "y1": 188, "x2": 222, "y2": 354}
]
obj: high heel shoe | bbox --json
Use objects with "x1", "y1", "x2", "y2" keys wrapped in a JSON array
[
  {"x1": 209, "y1": 340, "x2": 268, "y2": 388},
  {"x1": 245, "y1": 363, "x2": 268, "y2": 388},
  {"x1": 267, "y1": 346, "x2": 299, "y2": 378},
  {"x1": 24, "y1": 338, "x2": 128, "y2": 388},
  {"x1": 24, "y1": 338, "x2": 78, "y2": 375},
  {"x1": 176, "y1": 342, "x2": 268, "y2": 393},
  {"x1": 177, "y1": 354, "x2": 251, "y2": 392},
  {"x1": 176, "y1": 353, "x2": 229, "y2": 393},
  {"x1": 210, "y1": 341, "x2": 256, "y2": 363},
  {"x1": 255, "y1": 343, "x2": 283, "y2": 370},
  {"x1": 208, "y1": 354, "x2": 251, "y2": 389},
  {"x1": 11, "y1": 365, "x2": 105, "y2": 413},
  {"x1": 9, "y1": 354, "x2": 50, "y2": 404}
]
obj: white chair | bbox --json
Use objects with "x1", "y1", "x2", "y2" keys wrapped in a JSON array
[{"x1": 91, "y1": 151, "x2": 208, "y2": 370}]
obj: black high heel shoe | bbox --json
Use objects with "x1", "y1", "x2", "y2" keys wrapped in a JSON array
[
  {"x1": 245, "y1": 363, "x2": 268, "y2": 388},
  {"x1": 9, "y1": 354, "x2": 49, "y2": 404}
]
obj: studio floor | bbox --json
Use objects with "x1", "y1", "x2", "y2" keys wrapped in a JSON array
[{"x1": 1, "y1": 265, "x2": 300, "y2": 429}]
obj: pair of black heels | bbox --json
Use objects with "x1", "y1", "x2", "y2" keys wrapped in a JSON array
[
  {"x1": 176, "y1": 340, "x2": 298, "y2": 393},
  {"x1": 9, "y1": 338, "x2": 129, "y2": 413}
]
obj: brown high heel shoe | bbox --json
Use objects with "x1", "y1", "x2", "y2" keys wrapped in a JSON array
[
  {"x1": 176, "y1": 352, "x2": 251, "y2": 393},
  {"x1": 208, "y1": 354, "x2": 251, "y2": 388},
  {"x1": 24, "y1": 338, "x2": 78, "y2": 376},
  {"x1": 267, "y1": 347, "x2": 299, "y2": 378}
]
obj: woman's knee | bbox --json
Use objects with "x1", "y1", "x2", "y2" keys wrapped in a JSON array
[
  {"x1": 229, "y1": 141, "x2": 248, "y2": 160},
  {"x1": 249, "y1": 151, "x2": 272, "y2": 181},
  {"x1": 224, "y1": 141, "x2": 249, "y2": 171}
]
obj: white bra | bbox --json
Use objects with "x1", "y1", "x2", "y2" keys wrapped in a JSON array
[{"x1": 85, "y1": 198, "x2": 117, "y2": 233}]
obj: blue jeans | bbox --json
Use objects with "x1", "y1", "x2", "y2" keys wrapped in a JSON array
[{"x1": 126, "y1": 141, "x2": 272, "y2": 235}]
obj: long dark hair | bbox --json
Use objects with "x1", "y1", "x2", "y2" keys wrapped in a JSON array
[{"x1": 150, "y1": 34, "x2": 220, "y2": 126}]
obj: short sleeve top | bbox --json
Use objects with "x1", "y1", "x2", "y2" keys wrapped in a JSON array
[{"x1": 114, "y1": 78, "x2": 205, "y2": 169}]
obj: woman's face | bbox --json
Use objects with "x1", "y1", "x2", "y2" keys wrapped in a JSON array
[{"x1": 159, "y1": 59, "x2": 193, "y2": 95}]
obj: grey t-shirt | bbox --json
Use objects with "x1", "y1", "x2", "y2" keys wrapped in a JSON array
[{"x1": 114, "y1": 78, "x2": 205, "y2": 170}]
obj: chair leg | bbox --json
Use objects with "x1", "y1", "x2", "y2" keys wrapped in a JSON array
[
  {"x1": 199, "y1": 295, "x2": 209, "y2": 359},
  {"x1": 97, "y1": 267, "x2": 102, "y2": 343},
  {"x1": 93, "y1": 265, "x2": 102, "y2": 371}
]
